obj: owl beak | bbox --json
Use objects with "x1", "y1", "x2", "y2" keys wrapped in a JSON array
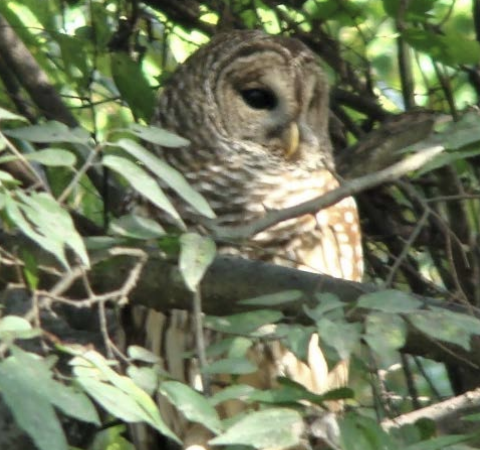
[{"x1": 284, "y1": 122, "x2": 300, "y2": 159}]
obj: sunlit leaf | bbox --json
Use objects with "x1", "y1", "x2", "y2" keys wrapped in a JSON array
[
  {"x1": 26, "y1": 148, "x2": 77, "y2": 166},
  {"x1": 4, "y1": 122, "x2": 90, "y2": 144},
  {"x1": 110, "y1": 213, "x2": 165, "y2": 239},
  {"x1": 179, "y1": 232, "x2": 216, "y2": 291},
  {"x1": 5, "y1": 193, "x2": 69, "y2": 268},
  {"x1": 24, "y1": 192, "x2": 89, "y2": 266},
  {"x1": 114, "y1": 138, "x2": 215, "y2": 219},
  {"x1": 0, "y1": 355, "x2": 68, "y2": 450},
  {"x1": 72, "y1": 350, "x2": 179, "y2": 443},
  {"x1": 127, "y1": 345, "x2": 161, "y2": 364},
  {"x1": 127, "y1": 366, "x2": 158, "y2": 396},
  {"x1": 0, "y1": 347, "x2": 100, "y2": 450},
  {"x1": 128, "y1": 124, "x2": 189, "y2": 147},
  {"x1": 0, "y1": 169, "x2": 20, "y2": 185},
  {"x1": 210, "y1": 408, "x2": 304, "y2": 449},
  {"x1": 0, "y1": 315, "x2": 40, "y2": 341},
  {"x1": 0, "y1": 107, "x2": 28, "y2": 121},
  {"x1": 160, "y1": 380, "x2": 222, "y2": 434},
  {"x1": 103, "y1": 154, "x2": 185, "y2": 229}
]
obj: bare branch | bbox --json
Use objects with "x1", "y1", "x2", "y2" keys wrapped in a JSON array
[
  {"x1": 382, "y1": 387, "x2": 480, "y2": 435},
  {"x1": 207, "y1": 145, "x2": 444, "y2": 242}
]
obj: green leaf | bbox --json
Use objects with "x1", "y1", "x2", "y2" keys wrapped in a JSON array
[
  {"x1": 210, "y1": 408, "x2": 304, "y2": 449},
  {"x1": 364, "y1": 313, "x2": 407, "y2": 366},
  {"x1": 0, "y1": 315, "x2": 31, "y2": 333},
  {"x1": 115, "y1": 138, "x2": 215, "y2": 219},
  {"x1": 110, "y1": 214, "x2": 165, "y2": 239},
  {"x1": 0, "y1": 107, "x2": 28, "y2": 121},
  {"x1": 160, "y1": 381, "x2": 222, "y2": 434},
  {"x1": 4, "y1": 121, "x2": 90, "y2": 144},
  {"x1": 205, "y1": 310, "x2": 284, "y2": 335},
  {"x1": 382, "y1": 0, "x2": 436, "y2": 20},
  {"x1": 0, "y1": 356, "x2": 68, "y2": 450},
  {"x1": 13, "y1": 347, "x2": 100, "y2": 424},
  {"x1": 179, "y1": 232, "x2": 216, "y2": 291},
  {"x1": 103, "y1": 154, "x2": 185, "y2": 229},
  {"x1": 357, "y1": 290, "x2": 422, "y2": 313},
  {"x1": 89, "y1": 424, "x2": 135, "y2": 450},
  {"x1": 15, "y1": 191, "x2": 89, "y2": 268},
  {"x1": 403, "y1": 29, "x2": 480, "y2": 66},
  {"x1": 239, "y1": 290, "x2": 302, "y2": 306},
  {"x1": 249, "y1": 379, "x2": 352, "y2": 406},
  {"x1": 110, "y1": 53, "x2": 155, "y2": 121},
  {"x1": 305, "y1": 293, "x2": 345, "y2": 320},
  {"x1": 201, "y1": 357, "x2": 257, "y2": 375},
  {"x1": 0, "y1": 347, "x2": 100, "y2": 450},
  {"x1": 56, "y1": 33, "x2": 89, "y2": 90},
  {"x1": 279, "y1": 324, "x2": 313, "y2": 361},
  {"x1": 0, "y1": 315, "x2": 40, "y2": 341},
  {"x1": 128, "y1": 124, "x2": 189, "y2": 148},
  {"x1": 209, "y1": 384, "x2": 256, "y2": 407},
  {"x1": 127, "y1": 366, "x2": 158, "y2": 396},
  {"x1": 22, "y1": 249, "x2": 40, "y2": 289},
  {"x1": 409, "y1": 307, "x2": 480, "y2": 350},
  {"x1": 26, "y1": 148, "x2": 77, "y2": 167},
  {"x1": 29, "y1": 192, "x2": 89, "y2": 264},
  {"x1": 72, "y1": 350, "x2": 179, "y2": 443},
  {"x1": 317, "y1": 318, "x2": 362, "y2": 359},
  {"x1": 127, "y1": 345, "x2": 161, "y2": 364},
  {"x1": 0, "y1": 169, "x2": 19, "y2": 185},
  {"x1": 341, "y1": 413, "x2": 399, "y2": 450},
  {"x1": 78, "y1": 377, "x2": 153, "y2": 420},
  {"x1": 405, "y1": 434, "x2": 469, "y2": 450},
  {"x1": 5, "y1": 193, "x2": 67, "y2": 269}
]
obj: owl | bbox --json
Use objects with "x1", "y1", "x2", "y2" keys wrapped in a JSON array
[{"x1": 129, "y1": 30, "x2": 363, "y2": 449}]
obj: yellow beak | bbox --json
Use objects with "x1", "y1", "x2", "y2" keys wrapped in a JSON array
[{"x1": 283, "y1": 122, "x2": 300, "y2": 159}]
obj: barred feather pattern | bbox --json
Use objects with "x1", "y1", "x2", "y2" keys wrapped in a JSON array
[{"x1": 125, "y1": 30, "x2": 363, "y2": 449}]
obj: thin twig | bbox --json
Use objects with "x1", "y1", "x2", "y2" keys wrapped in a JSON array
[
  {"x1": 192, "y1": 288, "x2": 210, "y2": 395},
  {"x1": 384, "y1": 210, "x2": 429, "y2": 287},
  {"x1": 382, "y1": 387, "x2": 480, "y2": 431},
  {"x1": 58, "y1": 144, "x2": 101, "y2": 203},
  {"x1": 0, "y1": 133, "x2": 50, "y2": 192},
  {"x1": 207, "y1": 145, "x2": 444, "y2": 242}
]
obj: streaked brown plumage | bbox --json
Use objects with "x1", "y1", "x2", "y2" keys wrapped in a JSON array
[{"x1": 129, "y1": 30, "x2": 363, "y2": 449}]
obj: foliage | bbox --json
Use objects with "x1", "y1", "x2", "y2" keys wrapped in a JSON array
[{"x1": 1, "y1": 1, "x2": 480, "y2": 450}]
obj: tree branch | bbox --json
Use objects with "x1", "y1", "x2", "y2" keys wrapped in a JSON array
[
  {"x1": 2, "y1": 232, "x2": 480, "y2": 372},
  {"x1": 382, "y1": 387, "x2": 480, "y2": 435},
  {"x1": 206, "y1": 145, "x2": 444, "y2": 242}
]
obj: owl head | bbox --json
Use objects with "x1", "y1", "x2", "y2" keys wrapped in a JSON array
[{"x1": 156, "y1": 30, "x2": 333, "y2": 169}]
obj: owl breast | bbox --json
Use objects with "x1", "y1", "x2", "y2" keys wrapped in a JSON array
[{"x1": 158, "y1": 142, "x2": 363, "y2": 281}]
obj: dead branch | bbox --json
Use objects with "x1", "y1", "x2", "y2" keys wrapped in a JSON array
[
  {"x1": 206, "y1": 145, "x2": 444, "y2": 242},
  {"x1": 382, "y1": 387, "x2": 480, "y2": 436}
]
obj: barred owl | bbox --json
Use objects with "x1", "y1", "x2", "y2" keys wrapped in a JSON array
[{"x1": 130, "y1": 30, "x2": 363, "y2": 449}]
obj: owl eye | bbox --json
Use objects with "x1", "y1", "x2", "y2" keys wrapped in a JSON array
[{"x1": 240, "y1": 88, "x2": 277, "y2": 110}]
